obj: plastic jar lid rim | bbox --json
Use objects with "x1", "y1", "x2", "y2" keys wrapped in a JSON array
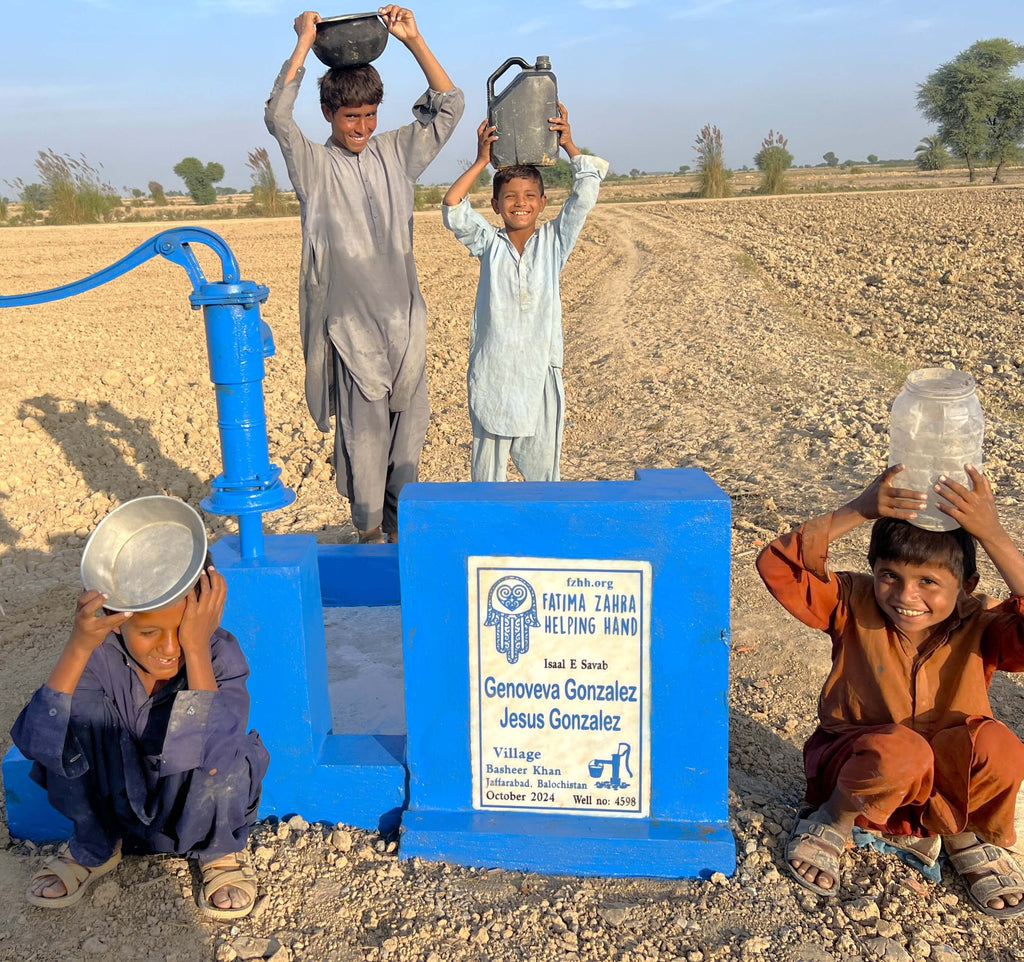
[{"x1": 904, "y1": 367, "x2": 977, "y2": 400}]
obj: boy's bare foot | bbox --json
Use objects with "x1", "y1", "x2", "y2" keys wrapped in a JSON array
[
  {"x1": 386, "y1": 530, "x2": 398, "y2": 543},
  {"x1": 944, "y1": 832, "x2": 1024, "y2": 918}
]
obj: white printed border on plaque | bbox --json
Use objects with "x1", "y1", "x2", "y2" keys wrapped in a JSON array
[{"x1": 468, "y1": 556, "x2": 652, "y2": 817}]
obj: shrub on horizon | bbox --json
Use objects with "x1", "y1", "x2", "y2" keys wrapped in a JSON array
[
  {"x1": 247, "y1": 147, "x2": 284, "y2": 216},
  {"x1": 26, "y1": 150, "x2": 121, "y2": 225},
  {"x1": 694, "y1": 124, "x2": 732, "y2": 199},
  {"x1": 754, "y1": 130, "x2": 792, "y2": 194}
]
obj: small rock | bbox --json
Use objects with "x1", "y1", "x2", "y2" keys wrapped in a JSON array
[
  {"x1": 843, "y1": 897, "x2": 880, "y2": 922},
  {"x1": 101, "y1": 370, "x2": 125, "y2": 387},
  {"x1": 929, "y1": 946, "x2": 961, "y2": 962},
  {"x1": 22, "y1": 416, "x2": 41, "y2": 432},
  {"x1": 82, "y1": 935, "x2": 110, "y2": 955},
  {"x1": 329, "y1": 829, "x2": 352, "y2": 852},
  {"x1": 875, "y1": 918, "x2": 901, "y2": 938},
  {"x1": 864, "y1": 937, "x2": 912, "y2": 962},
  {"x1": 907, "y1": 938, "x2": 930, "y2": 960},
  {"x1": 598, "y1": 905, "x2": 631, "y2": 926},
  {"x1": 231, "y1": 937, "x2": 276, "y2": 960},
  {"x1": 215, "y1": 945, "x2": 238, "y2": 962},
  {"x1": 286, "y1": 815, "x2": 308, "y2": 833}
]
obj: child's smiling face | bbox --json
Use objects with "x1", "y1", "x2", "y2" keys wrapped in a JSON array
[
  {"x1": 119, "y1": 598, "x2": 188, "y2": 684},
  {"x1": 491, "y1": 175, "x2": 547, "y2": 232},
  {"x1": 871, "y1": 556, "x2": 963, "y2": 644}
]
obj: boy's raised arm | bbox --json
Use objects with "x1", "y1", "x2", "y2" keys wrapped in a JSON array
[
  {"x1": 283, "y1": 10, "x2": 320, "y2": 85},
  {"x1": 47, "y1": 592, "x2": 131, "y2": 696},
  {"x1": 444, "y1": 120, "x2": 496, "y2": 207},
  {"x1": 936, "y1": 465, "x2": 1024, "y2": 596},
  {"x1": 380, "y1": 5, "x2": 455, "y2": 92}
]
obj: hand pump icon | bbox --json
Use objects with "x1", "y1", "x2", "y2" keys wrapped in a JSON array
[{"x1": 588, "y1": 742, "x2": 633, "y2": 790}]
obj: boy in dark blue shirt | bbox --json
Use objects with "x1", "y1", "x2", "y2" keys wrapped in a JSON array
[{"x1": 12, "y1": 560, "x2": 269, "y2": 919}]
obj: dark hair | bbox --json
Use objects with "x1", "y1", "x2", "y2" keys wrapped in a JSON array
[
  {"x1": 868, "y1": 517, "x2": 977, "y2": 585},
  {"x1": 193, "y1": 551, "x2": 216, "y2": 599},
  {"x1": 492, "y1": 164, "x2": 545, "y2": 199},
  {"x1": 318, "y1": 65, "x2": 384, "y2": 113}
]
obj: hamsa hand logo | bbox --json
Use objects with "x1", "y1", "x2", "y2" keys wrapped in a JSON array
[{"x1": 485, "y1": 576, "x2": 539, "y2": 664}]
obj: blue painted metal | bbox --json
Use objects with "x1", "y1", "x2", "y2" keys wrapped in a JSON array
[
  {"x1": 397, "y1": 468, "x2": 736, "y2": 878},
  {"x1": 0, "y1": 227, "x2": 294, "y2": 560}
]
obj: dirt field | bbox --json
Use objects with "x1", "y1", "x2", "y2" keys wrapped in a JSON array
[{"x1": 1, "y1": 183, "x2": 1024, "y2": 961}]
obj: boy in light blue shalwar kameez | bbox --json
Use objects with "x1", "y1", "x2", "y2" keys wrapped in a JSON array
[{"x1": 442, "y1": 105, "x2": 608, "y2": 482}]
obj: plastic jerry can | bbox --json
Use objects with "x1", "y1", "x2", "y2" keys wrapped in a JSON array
[
  {"x1": 487, "y1": 56, "x2": 559, "y2": 168},
  {"x1": 887, "y1": 367, "x2": 984, "y2": 531}
]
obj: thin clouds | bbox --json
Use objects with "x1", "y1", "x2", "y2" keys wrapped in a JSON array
[
  {"x1": 670, "y1": 0, "x2": 738, "y2": 20},
  {"x1": 580, "y1": 0, "x2": 642, "y2": 8}
]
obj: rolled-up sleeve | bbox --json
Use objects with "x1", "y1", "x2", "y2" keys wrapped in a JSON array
[
  {"x1": 552, "y1": 154, "x2": 609, "y2": 268},
  {"x1": 396, "y1": 87, "x2": 466, "y2": 181},
  {"x1": 442, "y1": 197, "x2": 495, "y2": 257}
]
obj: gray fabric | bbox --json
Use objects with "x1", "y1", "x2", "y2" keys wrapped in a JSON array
[
  {"x1": 442, "y1": 154, "x2": 607, "y2": 437},
  {"x1": 333, "y1": 350, "x2": 429, "y2": 532},
  {"x1": 471, "y1": 366, "x2": 564, "y2": 482},
  {"x1": 265, "y1": 62, "x2": 465, "y2": 430}
]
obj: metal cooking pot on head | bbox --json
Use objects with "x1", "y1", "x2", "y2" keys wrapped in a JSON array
[
  {"x1": 80, "y1": 496, "x2": 208, "y2": 612},
  {"x1": 313, "y1": 12, "x2": 389, "y2": 69}
]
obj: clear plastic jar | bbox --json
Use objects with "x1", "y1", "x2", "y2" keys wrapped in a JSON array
[{"x1": 888, "y1": 368, "x2": 984, "y2": 531}]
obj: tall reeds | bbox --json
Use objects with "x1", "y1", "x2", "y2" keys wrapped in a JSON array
[{"x1": 694, "y1": 124, "x2": 732, "y2": 199}]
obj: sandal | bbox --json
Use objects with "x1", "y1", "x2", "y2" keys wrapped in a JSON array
[
  {"x1": 198, "y1": 850, "x2": 258, "y2": 921},
  {"x1": 946, "y1": 838, "x2": 1024, "y2": 919},
  {"x1": 785, "y1": 807, "x2": 847, "y2": 897},
  {"x1": 26, "y1": 841, "x2": 122, "y2": 909}
]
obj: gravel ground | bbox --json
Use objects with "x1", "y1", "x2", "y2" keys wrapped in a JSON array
[{"x1": 1, "y1": 185, "x2": 1024, "y2": 962}]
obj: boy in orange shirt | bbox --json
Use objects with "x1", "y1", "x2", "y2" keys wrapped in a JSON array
[{"x1": 757, "y1": 463, "x2": 1024, "y2": 917}]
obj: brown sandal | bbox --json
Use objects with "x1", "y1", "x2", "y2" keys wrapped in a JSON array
[
  {"x1": 198, "y1": 850, "x2": 258, "y2": 920},
  {"x1": 26, "y1": 842, "x2": 122, "y2": 909}
]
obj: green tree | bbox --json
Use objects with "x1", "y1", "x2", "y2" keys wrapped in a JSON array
[
  {"x1": 694, "y1": 124, "x2": 731, "y2": 198},
  {"x1": 246, "y1": 147, "x2": 283, "y2": 216},
  {"x1": 917, "y1": 38, "x2": 1024, "y2": 182},
  {"x1": 987, "y1": 76, "x2": 1024, "y2": 181},
  {"x1": 677, "y1": 164, "x2": 691, "y2": 175},
  {"x1": 915, "y1": 135, "x2": 951, "y2": 170},
  {"x1": 20, "y1": 182, "x2": 48, "y2": 208},
  {"x1": 822, "y1": 151, "x2": 839, "y2": 167},
  {"x1": 173, "y1": 156, "x2": 224, "y2": 205},
  {"x1": 149, "y1": 181, "x2": 167, "y2": 205},
  {"x1": 753, "y1": 129, "x2": 792, "y2": 194},
  {"x1": 867, "y1": 154, "x2": 879, "y2": 164},
  {"x1": 0, "y1": 195, "x2": 7, "y2": 222}
]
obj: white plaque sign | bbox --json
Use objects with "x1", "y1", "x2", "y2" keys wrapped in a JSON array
[{"x1": 469, "y1": 556, "x2": 652, "y2": 817}]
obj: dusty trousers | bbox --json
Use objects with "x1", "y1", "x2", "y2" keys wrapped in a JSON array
[{"x1": 332, "y1": 349, "x2": 429, "y2": 533}]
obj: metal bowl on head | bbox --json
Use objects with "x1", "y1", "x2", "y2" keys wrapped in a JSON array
[
  {"x1": 81, "y1": 496, "x2": 208, "y2": 613},
  {"x1": 313, "y1": 12, "x2": 389, "y2": 69}
]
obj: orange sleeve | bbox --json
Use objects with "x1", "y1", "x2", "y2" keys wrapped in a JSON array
[{"x1": 756, "y1": 513, "x2": 847, "y2": 633}]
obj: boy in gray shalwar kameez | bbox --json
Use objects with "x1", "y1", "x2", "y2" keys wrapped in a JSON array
[{"x1": 266, "y1": 7, "x2": 464, "y2": 541}]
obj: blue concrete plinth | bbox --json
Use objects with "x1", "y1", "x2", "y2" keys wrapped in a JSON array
[
  {"x1": 398, "y1": 468, "x2": 735, "y2": 877},
  {"x1": 2, "y1": 746, "x2": 74, "y2": 842},
  {"x1": 213, "y1": 533, "x2": 406, "y2": 833},
  {"x1": 401, "y1": 811, "x2": 735, "y2": 878}
]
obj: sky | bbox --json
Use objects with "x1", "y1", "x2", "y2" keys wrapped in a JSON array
[{"x1": 1, "y1": 0, "x2": 1022, "y2": 197}]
